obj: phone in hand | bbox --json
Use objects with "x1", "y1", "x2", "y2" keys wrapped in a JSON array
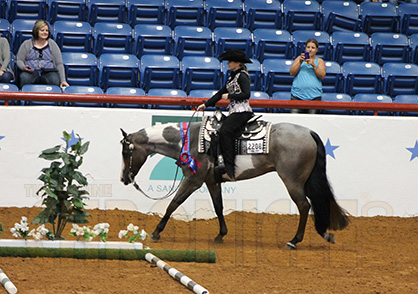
[{"x1": 304, "y1": 51, "x2": 310, "y2": 60}]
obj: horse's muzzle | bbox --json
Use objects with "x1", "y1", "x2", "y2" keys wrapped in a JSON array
[{"x1": 121, "y1": 176, "x2": 131, "y2": 186}]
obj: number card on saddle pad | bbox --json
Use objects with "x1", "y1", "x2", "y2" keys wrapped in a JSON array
[{"x1": 198, "y1": 114, "x2": 272, "y2": 155}]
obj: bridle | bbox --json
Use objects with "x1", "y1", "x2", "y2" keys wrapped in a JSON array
[{"x1": 122, "y1": 137, "x2": 182, "y2": 201}]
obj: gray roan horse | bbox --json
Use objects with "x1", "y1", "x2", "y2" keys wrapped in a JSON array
[{"x1": 120, "y1": 121, "x2": 350, "y2": 249}]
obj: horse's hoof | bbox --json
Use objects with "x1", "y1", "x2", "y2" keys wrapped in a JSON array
[
  {"x1": 286, "y1": 242, "x2": 297, "y2": 250},
  {"x1": 324, "y1": 232, "x2": 335, "y2": 244},
  {"x1": 214, "y1": 236, "x2": 224, "y2": 244},
  {"x1": 150, "y1": 234, "x2": 160, "y2": 242}
]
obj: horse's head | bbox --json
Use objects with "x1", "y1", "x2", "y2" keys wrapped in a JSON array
[{"x1": 120, "y1": 128, "x2": 149, "y2": 185}]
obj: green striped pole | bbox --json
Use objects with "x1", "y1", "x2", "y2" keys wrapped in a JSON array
[
  {"x1": 0, "y1": 268, "x2": 17, "y2": 294},
  {"x1": 145, "y1": 253, "x2": 209, "y2": 294}
]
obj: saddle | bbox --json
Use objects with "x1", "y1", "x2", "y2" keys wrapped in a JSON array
[{"x1": 198, "y1": 111, "x2": 272, "y2": 155}]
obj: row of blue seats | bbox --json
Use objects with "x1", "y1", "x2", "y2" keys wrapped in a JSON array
[
  {"x1": 4, "y1": 18, "x2": 418, "y2": 65},
  {"x1": 1, "y1": 0, "x2": 418, "y2": 35},
  {"x1": 265, "y1": 59, "x2": 418, "y2": 97},
  {"x1": 56, "y1": 53, "x2": 418, "y2": 97},
  {"x1": 1, "y1": 82, "x2": 417, "y2": 116},
  {"x1": 5, "y1": 49, "x2": 418, "y2": 97}
]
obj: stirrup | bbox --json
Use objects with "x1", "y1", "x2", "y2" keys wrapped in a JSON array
[{"x1": 217, "y1": 155, "x2": 225, "y2": 171}]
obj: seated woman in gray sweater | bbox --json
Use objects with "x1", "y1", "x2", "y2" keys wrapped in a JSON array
[
  {"x1": 0, "y1": 36, "x2": 14, "y2": 83},
  {"x1": 16, "y1": 20, "x2": 69, "y2": 89}
]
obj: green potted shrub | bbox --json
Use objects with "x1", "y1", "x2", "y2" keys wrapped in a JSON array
[{"x1": 33, "y1": 131, "x2": 90, "y2": 240}]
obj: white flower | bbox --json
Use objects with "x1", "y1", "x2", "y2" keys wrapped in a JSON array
[
  {"x1": 70, "y1": 224, "x2": 80, "y2": 233},
  {"x1": 21, "y1": 216, "x2": 27, "y2": 223},
  {"x1": 10, "y1": 228, "x2": 16, "y2": 234},
  {"x1": 38, "y1": 225, "x2": 49, "y2": 235},
  {"x1": 76, "y1": 227, "x2": 84, "y2": 236},
  {"x1": 127, "y1": 223, "x2": 135, "y2": 231},
  {"x1": 139, "y1": 229, "x2": 147, "y2": 240},
  {"x1": 118, "y1": 230, "x2": 128, "y2": 239},
  {"x1": 28, "y1": 229, "x2": 36, "y2": 237}
]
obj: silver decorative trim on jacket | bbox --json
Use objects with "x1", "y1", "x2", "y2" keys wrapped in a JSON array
[{"x1": 226, "y1": 71, "x2": 252, "y2": 114}]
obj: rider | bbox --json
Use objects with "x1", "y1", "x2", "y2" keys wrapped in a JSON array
[{"x1": 197, "y1": 49, "x2": 253, "y2": 180}]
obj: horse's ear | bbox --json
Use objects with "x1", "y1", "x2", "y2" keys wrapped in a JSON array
[{"x1": 120, "y1": 128, "x2": 128, "y2": 138}]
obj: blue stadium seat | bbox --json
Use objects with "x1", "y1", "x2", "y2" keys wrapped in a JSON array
[
  {"x1": 359, "y1": 2, "x2": 400, "y2": 35},
  {"x1": 393, "y1": 94, "x2": 418, "y2": 116},
  {"x1": 342, "y1": 61, "x2": 383, "y2": 96},
  {"x1": 253, "y1": 29, "x2": 293, "y2": 62},
  {"x1": 180, "y1": 56, "x2": 221, "y2": 94},
  {"x1": 8, "y1": 0, "x2": 47, "y2": 22},
  {"x1": 292, "y1": 30, "x2": 332, "y2": 61},
  {"x1": 382, "y1": 63, "x2": 418, "y2": 97},
  {"x1": 188, "y1": 89, "x2": 219, "y2": 110},
  {"x1": 11, "y1": 19, "x2": 36, "y2": 54},
  {"x1": 166, "y1": 0, "x2": 205, "y2": 29},
  {"x1": 323, "y1": 61, "x2": 344, "y2": 93},
  {"x1": 134, "y1": 24, "x2": 173, "y2": 57},
  {"x1": 331, "y1": 31, "x2": 372, "y2": 64},
  {"x1": 62, "y1": 52, "x2": 98, "y2": 86},
  {"x1": 214, "y1": 27, "x2": 253, "y2": 58},
  {"x1": 221, "y1": 58, "x2": 262, "y2": 91},
  {"x1": 0, "y1": 83, "x2": 20, "y2": 106},
  {"x1": 21, "y1": 84, "x2": 62, "y2": 106},
  {"x1": 148, "y1": 88, "x2": 188, "y2": 110},
  {"x1": 371, "y1": 33, "x2": 411, "y2": 65},
  {"x1": 410, "y1": 33, "x2": 418, "y2": 64},
  {"x1": 87, "y1": 0, "x2": 127, "y2": 25},
  {"x1": 174, "y1": 26, "x2": 214, "y2": 59},
  {"x1": 0, "y1": 0, "x2": 6, "y2": 19},
  {"x1": 106, "y1": 87, "x2": 147, "y2": 108},
  {"x1": 140, "y1": 55, "x2": 181, "y2": 92},
  {"x1": 353, "y1": 93, "x2": 392, "y2": 115},
  {"x1": 0, "y1": 19, "x2": 11, "y2": 44},
  {"x1": 98, "y1": 53, "x2": 140, "y2": 90},
  {"x1": 283, "y1": 0, "x2": 322, "y2": 32},
  {"x1": 48, "y1": 0, "x2": 88, "y2": 24},
  {"x1": 53, "y1": 21, "x2": 93, "y2": 53},
  {"x1": 321, "y1": 0, "x2": 361, "y2": 34},
  {"x1": 93, "y1": 22, "x2": 134, "y2": 56},
  {"x1": 271, "y1": 91, "x2": 291, "y2": 113},
  {"x1": 64, "y1": 85, "x2": 105, "y2": 107},
  {"x1": 262, "y1": 58, "x2": 294, "y2": 95},
  {"x1": 321, "y1": 92, "x2": 352, "y2": 115},
  {"x1": 205, "y1": 0, "x2": 244, "y2": 30},
  {"x1": 251, "y1": 91, "x2": 270, "y2": 113},
  {"x1": 399, "y1": 3, "x2": 418, "y2": 36},
  {"x1": 127, "y1": 0, "x2": 165, "y2": 27},
  {"x1": 244, "y1": 0, "x2": 283, "y2": 31}
]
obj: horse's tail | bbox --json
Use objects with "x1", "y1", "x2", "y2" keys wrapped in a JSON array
[{"x1": 305, "y1": 131, "x2": 350, "y2": 236}]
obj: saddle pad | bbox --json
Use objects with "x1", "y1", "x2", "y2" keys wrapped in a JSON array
[{"x1": 198, "y1": 116, "x2": 272, "y2": 155}]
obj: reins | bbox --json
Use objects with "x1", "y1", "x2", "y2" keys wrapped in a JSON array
[{"x1": 128, "y1": 110, "x2": 201, "y2": 201}]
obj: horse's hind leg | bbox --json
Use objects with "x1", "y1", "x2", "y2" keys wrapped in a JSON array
[
  {"x1": 207, "y1": 183, "x2": 227, "y2": 243},
  {"x1": 284, "y1": 183, "x2": 311, "y2": 250},
  {"x1": 151, "y1": 178, "x2": 202, "y2": 242}
]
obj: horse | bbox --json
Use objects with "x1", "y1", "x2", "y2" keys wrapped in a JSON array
[{"x1": 120, "y1": 120, "x2": 350, "y2": 249}]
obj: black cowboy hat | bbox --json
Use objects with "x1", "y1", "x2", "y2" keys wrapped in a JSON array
[{"x1": 218, "y1": 49, "x2": 252, "y2": 63}]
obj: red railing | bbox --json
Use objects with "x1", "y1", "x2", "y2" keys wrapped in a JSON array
[{"x1": 1, "y1": 92, "x2": 418, "y2": 116}]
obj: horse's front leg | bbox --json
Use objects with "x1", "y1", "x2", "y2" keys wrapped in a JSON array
[
  {"x1": 207, "y1": 183, "x2": 227, "y2": 243},
  {"x1": 151, "y1": 177, "x2": 202, "y2": 242}
]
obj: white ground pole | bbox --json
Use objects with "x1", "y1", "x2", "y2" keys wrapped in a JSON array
[
  {"x1": 145, "y1": 253, "x2": 209, "y2": 294},
  {"x1": 0, "y1": 268, "x2": 17, "y2": 294}
]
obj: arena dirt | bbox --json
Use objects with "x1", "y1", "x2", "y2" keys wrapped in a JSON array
[{"x1": 0, "y1": 207, "x2": 417, "y2": 294}]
